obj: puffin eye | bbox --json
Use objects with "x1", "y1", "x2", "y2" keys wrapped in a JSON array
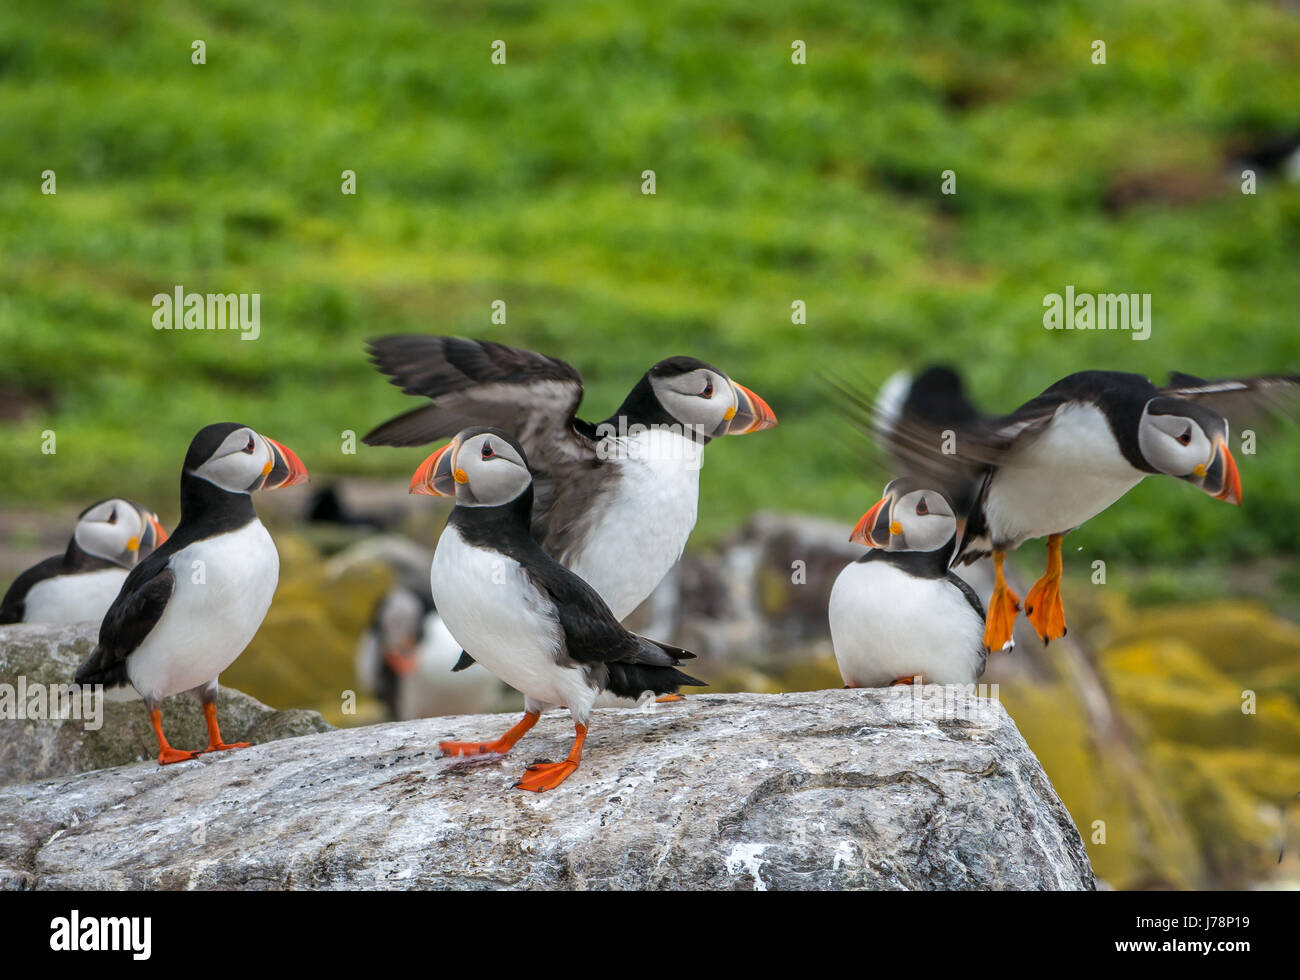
[
  {"x1": 481, "y1": 442, "x2": 496, "y2": 460},
  {"x1": 915, "y1": 497, "x2": 929, "y2": 516},
  {"x1": 107, "y1": 509, "x2": 118, "y2": 524},
  {"x1": 242, "y1": 436, "x2": 256, "y2": 454},
  {"x1": 1177, "y1": 427, "x2": 1192, "y2": 446},
  {"x1": 700, "y1": 378, "x2": 714, "y2": 398}
]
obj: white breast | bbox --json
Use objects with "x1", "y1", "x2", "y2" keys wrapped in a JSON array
[
  {"x1": 566, "y1": 428, "x2": 702, "y2": 620},
  {"x1": 125, "y1": 521, "x2": 279, "y2": 703},
  {"x1": 431, "y1": 526, "x2": 597, "y2": 714},
  {"x1": 828, "y1": 560, "x2": 985, "y2": 687},
  {"x1": 22, "y1": 568, "x2": 127, "y2": 625},
  {"x1": 986, "y1": 403, "x2": 1145, "y2": 548}
]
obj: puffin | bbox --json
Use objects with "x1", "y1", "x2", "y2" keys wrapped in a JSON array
[
  {"x1": 74, "y1": 423, "x2": 308, "y2": 765},
  {"x1": 851, "y1": 368, "x2": 1298, "y2": 652},
  {"x1": 829, "y1": 478, "x2": 985, "y2": 687},
  {"x1": 355, "y1": 584, "x2": 502, "y2": 719},
  {"x1": 364, "y1": 335, "x2": 777, "y2": 622},
  {"x1": 0, "y1": 499, "x2": 168, "y2": 625},
  {"x1": 410, "y1": 425, "x2": 703, "y2": 792}
]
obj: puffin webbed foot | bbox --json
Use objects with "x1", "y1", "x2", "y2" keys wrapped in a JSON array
[
  {"x1": 654, "y1": 694, "x2": 684, "y2": 703},
  {"x1": 202, "y1": 702, "x2": 250, "y2": 755},
  {"x1": 158, "y1": 747, "x2": 202, "y2": 765},
  {"x1": 440, "y1": 710, "x2": 539, "y2": 759},
  {"x1": 1023, "y1": 533, "x2": 1068, "y2": 644},
  {"x1": 983, "y1": 550, "x2": 1020, "y2": 653},
  {"x1": 514, "y1": 759, "x2": 579, "y2": 792}
]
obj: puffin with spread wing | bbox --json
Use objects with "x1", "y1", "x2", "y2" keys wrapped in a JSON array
[
  {"x1": 364, "y1": 336, "x2": 777, "y2": 623},
  {"x1": 844, "y1": 368, "x2": 1298, "y2": 652}
]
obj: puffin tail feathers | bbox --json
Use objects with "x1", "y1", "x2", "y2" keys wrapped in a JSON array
[{"x1": 605, "y1": 662, "x2": 706, "y2": 700}]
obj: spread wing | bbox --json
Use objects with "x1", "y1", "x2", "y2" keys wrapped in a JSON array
[
  {"x1": 363, "y1": 335, "x2": 605, "y2": 553},
  {"x1": 830, "y1": 367, "x2": 1063, "y2": 516},
  {"x1": 75, "y1": 560, "x2": 175, "y2": 688},
  {"x1": 1160, "y1": 373, "x2": 1300, "y2": 426}
]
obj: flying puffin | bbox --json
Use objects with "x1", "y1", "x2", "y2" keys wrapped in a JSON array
[
  {"x1": 847, "y1": 368, "x2": 1298, "y2": 652},
  {"x1": 829, "y1": 478, "x2": 985, "y2": 687},
  {"x1": 410, "y1": 426, "x2": 703, "y2": 792},
  {"x1": 364, "y1": 335, "x2": 777, "y2": 622},
  {"x1": 355, "y1": 584, "x2": 502, "y2": 719},
  {"x1": 74, "y1": 423, "x2": 308, "y2": 765},
  {"x1": 0, "y1": 499, "x2": 168, "y2": 625}
]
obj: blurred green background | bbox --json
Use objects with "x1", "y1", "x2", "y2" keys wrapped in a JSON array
[
  {"x1": 1, "y1": 0, "x2": 1299, "y2": 890},
  {"x1": 1, "y1": 0, "x2": 1298, "y2": 560}
]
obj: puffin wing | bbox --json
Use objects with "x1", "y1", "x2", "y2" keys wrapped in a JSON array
[
  {"x1": 74, "y1": 560, "x2": 175, "y2": 688},
  {"x1": 364, "y1": 335, "x2": 604, "y2": 552},
  {"x1": 522, "y1": 558, "x2": 704, "y2": 692},
  {"x1": 1160, "y1": 373, "x2": 1300, "y2": 425},
  {"x1": 0, "y1": 555, "x2": 62, "y2": 624},
  {"x1": 364, "y1": 335, "x2": 589, "y2": 449}
]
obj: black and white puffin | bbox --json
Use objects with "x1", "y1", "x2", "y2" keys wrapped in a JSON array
[
  {"x1": 829, "y1": 478, "x2": 985, "y2": 687},
  {"x1": 410, "y1": 425, "x2": 703, "y2": 792},
  {"x1": 364, "y1": 335, "x2": 777, "y2": 622},
  {"x1": 74, "y1": 423, "x2": 308, "y2": 765},
  {"x1": 855, "y1": 368, "x2": 1298, "y2": 652},
  {"x1": 0, "y1": 499, "x2": 168, "y2": 625},
  {"x1": 355, "y1": 584, "x2": 502, "y2": 719}
]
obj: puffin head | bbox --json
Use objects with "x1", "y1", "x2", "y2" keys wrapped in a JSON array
[
  {"x1": 850, "y1": 477, "x2": 959, "y2": 554},
  {"x1": 73, "y1": 498, "x2": 152, "y2": 567},
  {"x1": 409, "y1": 426, "x2": 532, "y2": 506},
  {"x1": 374, "y1": 587, "x2": 426, "y2": 677},
  {"x1": 643, "y1": 357, "x2": 778, "y2": 439},
  {"x1": 1137, "y1": 398, "x2": 1241, "y2": 505},
  {"x1": 185, "y1": 422, "x2": 309, "y2": 495}
]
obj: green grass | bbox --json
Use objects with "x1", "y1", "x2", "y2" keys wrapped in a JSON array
[{"x1": 1, "y1": 0, "x2": 1298, "y2": 562}]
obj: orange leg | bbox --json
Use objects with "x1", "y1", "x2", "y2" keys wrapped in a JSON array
[
  {"x1": 891, "y1": 674, "x2": 923, "y2": 685},
  {"x1": 983, "y1": 550, "x2": 1021, "y2": 653},
  {"x1": 202, "y1": 702, "x2": 251, "y2": 753},
  {"x1": 150, "y1": 709, "x2": 201, "y2": 765},
  {"x1": 440, "y1": 710, "x2": 539, "y2": 758},
  {"x1": 654, "y1": 694, "x2": 685, "y2": 703},
  {"x1": 515, "y1": 723, "x2": 586, "y2": 793},
  {"x1": 1024, "y1": 533, "x2": 1068, "y2": 644}
]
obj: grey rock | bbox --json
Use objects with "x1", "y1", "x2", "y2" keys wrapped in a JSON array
[
  {"x1": 0, "y1": 623, "x2": 332, "y2": 786},
  {"x1": 0, "y1": 688, "x2": 1094, "y2": 890}
]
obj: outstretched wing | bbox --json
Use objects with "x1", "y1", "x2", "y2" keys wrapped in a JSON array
[
  {"x1": 1161, "y1": 373, "x2": 1300, "y2": 426},
  {"x1": 364, "y1": 335, "x2": 606, "y2": 553},
  {"x1": 74, "y1": 561, "x2": 175, "y2": 688}
]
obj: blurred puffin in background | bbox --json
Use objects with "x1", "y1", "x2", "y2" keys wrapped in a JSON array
[
  {"x1": 1, "y1": 498, "x2": 167, "y2": 625},
  {"x1": 355, "y1": 583, "x2": 503, "y2": 719},
  {"x1": 75, "y1": 423, "x2": 308, "y2": 765}
]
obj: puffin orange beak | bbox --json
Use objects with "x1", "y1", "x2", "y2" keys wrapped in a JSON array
[
  {"x1": 383, "y1": 637, "x2": 420, "y2": 676},
  {"x1": 411, "y1": 440, "x2": 459, "y2": 496},
  {"x1": 263, "y1": 438, "x2": 310, "y2": 490},
  {"x1": 850, "y1": 496, "x2": 892, "y2": 548},
  {"x1": 1204, "y1": 438, "x2": 1242, "y2": 506},
  {"x1": 726, "y1": 382, "x2": 778, "y2": 435},
  {"x1": 149, "y1": 514, "x2": 168, "y2": 546}
]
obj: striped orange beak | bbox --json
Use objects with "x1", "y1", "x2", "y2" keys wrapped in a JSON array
[
  {"x1": 410, "y1": 439, "x2": 459, "y2": 496},
  {"x1": 726, "y1": 382, "x2": 778, "y2": 435}
]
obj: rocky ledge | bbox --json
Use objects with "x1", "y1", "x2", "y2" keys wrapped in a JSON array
[{"x1": 0, "y1": 677, "x2": 1094, "y2": 890}]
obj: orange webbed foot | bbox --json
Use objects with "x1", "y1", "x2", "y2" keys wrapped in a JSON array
[
  {"x1": 891, "y1": 674, "x2": 923, "y2": 686},
  {"x1": 514, "y1": 760, "x2": 579, "y2": 793},
  {"x1": 654, "y1": 694, "x2": 685, "y2": 703},
  {"x1": 1024, "y1": 575, "x2": 1067, "y2": 644},
  {"x1": 158, "y1": 747, "x2": 202, "y2": 765},
  {"x1": 983, "y1": 583, "x2": 1020, "y2": 653},
  {"x1": 439, "y1": 739, "x2": 510, "y2": 758},
  {"x1": 204, "y1": 740, "x2": 251, "y2": 754}
]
